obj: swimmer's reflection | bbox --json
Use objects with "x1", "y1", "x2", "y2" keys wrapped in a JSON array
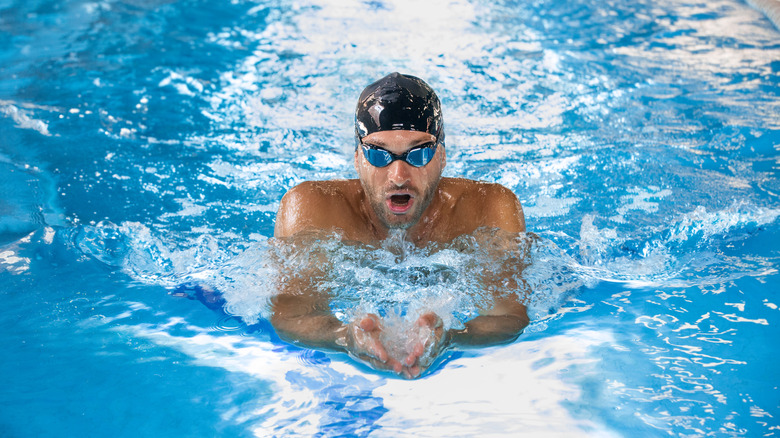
[{"x1": 269, "y1": 73, "x2": 530, "y2": 379}]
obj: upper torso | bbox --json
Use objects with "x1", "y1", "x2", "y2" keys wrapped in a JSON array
[{"x1": 274, "y1": 177, "x2": 525, "y2": 246}]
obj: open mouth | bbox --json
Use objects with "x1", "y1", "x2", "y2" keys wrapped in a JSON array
[{"x1": 387, "y1": 194, "x2": 413, "y2": 213}]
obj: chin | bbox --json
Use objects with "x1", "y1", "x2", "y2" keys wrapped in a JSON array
[
  {"x1": 384, "y1": 218, "x2": 414, "y2": 230},
  {"x1": 381, "y1": 212, "x2": 417, "y2": 230}
]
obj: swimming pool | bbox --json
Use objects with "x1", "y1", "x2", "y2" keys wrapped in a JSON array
[{"x1": 1, "y1": 0, "x2": 778, "y2": 436}]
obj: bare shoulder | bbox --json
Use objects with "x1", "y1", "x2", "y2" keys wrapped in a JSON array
[
  {"x1": 440, "y1": 177, "x2": 526, "y2": 233},
  {"x1": 274, "y1": 180, "x2": 360, "y2": 238},
  {"x1": 282, "y1": 180, "x2": 355, "y2": 201}
]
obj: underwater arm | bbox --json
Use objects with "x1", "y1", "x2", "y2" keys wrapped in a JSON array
[
  {"x1": 447, "y1": 297, "x2": 530, "y2": 347},
  {"x1": 397, "y1": 282, "x2": 529, "y2": 379},
  {"x1": 270, "y1": 288, "x2": 347, "y2": 350},
  {"x1": 271, "y1": 290, "x2": 406, "y2": 373},
  {"x1": 394, "y1": 300, "x2": 529, "y2": 379},
  {"x1": 269, "y1": 247, "x2": 405, "y2": 372}
]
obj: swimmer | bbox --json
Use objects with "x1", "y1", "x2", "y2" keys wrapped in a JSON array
[{"x1": 271, "y1": 72, "x2": 529, "y2": 378}]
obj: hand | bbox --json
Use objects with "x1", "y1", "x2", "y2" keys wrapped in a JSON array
[
  {"x1": 400, "y1": 312, "x2": 448, "y2": 379},
  {"x1": 345, "y1": 314, "x2": 404, "y2": 374}
]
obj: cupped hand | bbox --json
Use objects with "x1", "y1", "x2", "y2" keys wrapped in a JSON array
[
  {"x1": 346, "y1": 312, "x2": 449, "y2": 379},
  {"x1": 346, "y1": 314, "x2": 404, "y2": 374},
  {"x1": 401, "y1": 312, "x2": 448, "y2": 379}
]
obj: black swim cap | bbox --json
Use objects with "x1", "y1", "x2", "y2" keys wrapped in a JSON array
[{"x1": 355, "y1": 72, "x2": 444, "y2": 146}]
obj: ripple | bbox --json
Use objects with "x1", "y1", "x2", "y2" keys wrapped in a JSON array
[{"x1": 213, "y1": 315, "x2": 244, "y2": 333}]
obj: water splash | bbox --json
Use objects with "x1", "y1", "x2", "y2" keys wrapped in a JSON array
[
  {"x1": 571, "y1": 202, "x2": 780, "y2": 288},
  {"x1": 68, "y1": 202, "x2": 778, "y2": 334}
]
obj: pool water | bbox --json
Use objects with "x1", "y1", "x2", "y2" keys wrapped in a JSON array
[{"x1": 1, "y1": 0, "x2": 778, "y2": 436}]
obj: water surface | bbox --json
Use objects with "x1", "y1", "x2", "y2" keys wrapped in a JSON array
[{"x1": 1, "y1": 0, "x2": 778, "y2": 436}]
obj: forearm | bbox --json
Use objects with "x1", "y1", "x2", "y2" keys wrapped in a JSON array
[
  {"x1": 270, "y1": 295, "x2": 348, "y2": 351},
  {"x1": 273, "y1": 313, "x2": 348, "y2": 350},
  {"x1": 448, "y1": 313, "x2": 529, "y2": 347}
]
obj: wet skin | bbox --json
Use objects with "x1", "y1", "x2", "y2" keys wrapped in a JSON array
[
  {"x1": 354, "y1": 130, "x2": 446, "y2": 233},
  {"x1": 272, "y1": 130, "x2": 529, "y2": 378}
]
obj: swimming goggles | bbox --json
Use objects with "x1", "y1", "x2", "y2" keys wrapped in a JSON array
[{"x1": 360, "y1": 141, "x2": 438, "y2": 168}]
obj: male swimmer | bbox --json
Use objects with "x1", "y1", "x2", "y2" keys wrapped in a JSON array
[{"x1": 271, "y1": 72, "x2": 529, "y2": 378}]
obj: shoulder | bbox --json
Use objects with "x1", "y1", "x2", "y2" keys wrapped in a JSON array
[
  {"x1": 274, "y1": 180, "x2": 360, "y2": 238},
  {"x1": 440, "y1": 178, "x2": 526, "y2": 233},
  {"x1": 280, "y1": 180, "x2": 354, "y2": 202},
  {"x1": 439, "y1": 177, "x2": 518, "y2": 204}
]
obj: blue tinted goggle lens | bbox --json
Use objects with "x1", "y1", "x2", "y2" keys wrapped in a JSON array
[{"x1": 361, "y1": 142, "x2": 437, "y2": 168}]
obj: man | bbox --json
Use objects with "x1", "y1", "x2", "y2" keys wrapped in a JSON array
[{"x1": 272, "y1": 72, "x2": 529, "y2": 378}]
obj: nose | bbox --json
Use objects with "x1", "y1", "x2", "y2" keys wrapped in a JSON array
[{"x1": 387, "y1": 159, "x2": 412, "y2": 187}]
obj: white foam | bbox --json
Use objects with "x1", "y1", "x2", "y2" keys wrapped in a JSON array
[
  {"x1": 615, "y1": 187, "x2": 673, "y2": 217},
  {"x1": 0, "y1": 249, "x2": 31, "y2": 274},
  {"x1": 668, "y1": 204, "x2": 780, "y2": 243},
  {"x1": 0, "y1": 102, "x2": 51, "y2": 136}
]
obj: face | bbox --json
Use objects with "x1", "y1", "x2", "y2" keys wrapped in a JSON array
[{"x1": 354, "y1": 130, "x2": 446, "y2": 230}]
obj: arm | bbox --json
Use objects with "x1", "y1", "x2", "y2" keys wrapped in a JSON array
[
  {"x1": 448, "y1": 296, "x2": 530, "y2": 347},
  {"x1": 401, "y1": 267, "x2": 530, "y2": 378},
  {"x1": 271, "y1": 183, "x2": 352, "y2": 349},
  {"x1": 452, "y1": 183, "x2": 530, "y2": 346},
  {"x1": 270, "y1": 255, "x2": 407, "y2": 372},
  {"x1": 270, "y1": 279, "x2": 346, "y2": 350},
  {"x1": 271, "y1": 184, "x2": 404, "y2": 372},
  {"x1": 403, "y1": 186, "x2": 530, "y2": 374},
  {"x1": 271, "y1": 283, "x2": 405, "y2": 373},
  {"x1": 403, "y1": 281, "x2": 530, "y2": 376}
]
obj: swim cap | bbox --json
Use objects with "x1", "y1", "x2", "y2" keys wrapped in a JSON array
[{"x1": 355, "y1": 72, "x2": 444, "y2": 146}]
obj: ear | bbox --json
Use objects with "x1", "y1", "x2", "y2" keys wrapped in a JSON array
[
  {"x1": 354, "y1": 148, "x2": 361, "y2": 173},
  {"x1": 440, "y1": 145, "x2": 446, "y2": 170}
]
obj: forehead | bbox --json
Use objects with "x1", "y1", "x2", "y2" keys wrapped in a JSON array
[{"x1": 362, "y1": 130, "x2": 436, "y2": 149}]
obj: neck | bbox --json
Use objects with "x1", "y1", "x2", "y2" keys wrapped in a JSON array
[
  {"x1": 393, "y1": 188, "x2": 446, "y2": 246},
  {"x1": 405, "y1": 196, "x2": 441, "y2": 245},
  {"x1": 356, "y1": 182, "x2": 446, "y2": 246}
]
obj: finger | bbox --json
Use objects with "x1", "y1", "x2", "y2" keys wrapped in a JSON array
[
  {"x1": 403, "y1": 340, "x2": 426, "y2": 366},
  {"x1": 370, "y1": 356, "x2": 402, "y2": 374},
  {"x1": 413, "y1": 341, "x2": 426, "y2": 357},
  {"x1": 370, "y1": 337, "x2": 389, "y2": 363},
  {"x1": 404, "y1": 349, "x2": 420, "y2": 367},
  {"x1": 416, "y1": 312, "x2": 434, "y2": 327},
  {"x1": 417, "y1": 312, "x2": 442, "y2": 328},
  {"x1": 360, "y1": 315, "x2": 378, "y2": 332},
  {"x1": 388, "y1": 358, "x2": 403, "y2": 374}
]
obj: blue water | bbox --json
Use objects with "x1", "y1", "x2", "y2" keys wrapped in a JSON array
[{"x1": 1, "y1": 0, "x2": 778, "y2": 436}]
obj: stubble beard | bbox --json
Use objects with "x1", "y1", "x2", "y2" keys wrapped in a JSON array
[{"x1": 365, "y1": 181, "x2": 439, "y2": 231}]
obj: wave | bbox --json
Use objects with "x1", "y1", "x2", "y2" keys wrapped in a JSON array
[{"x1": 571, "y1": 202, "x2": 780, "y2": 288}]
